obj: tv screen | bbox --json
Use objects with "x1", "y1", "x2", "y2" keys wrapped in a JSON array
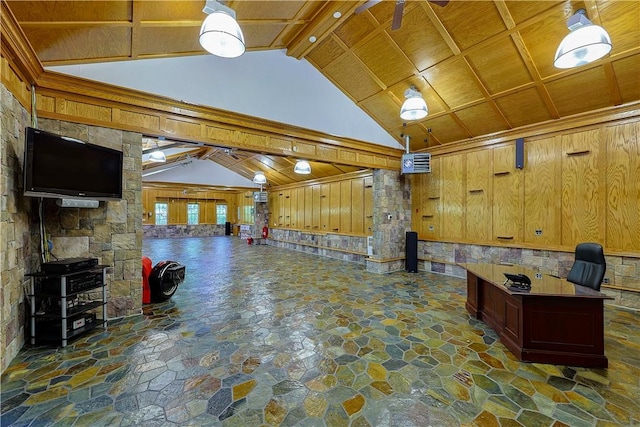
[{"x1": 24, "y1": 127, "x2": 123, "y2": 200}]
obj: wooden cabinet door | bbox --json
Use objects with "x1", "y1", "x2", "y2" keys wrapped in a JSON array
[
  {"x1": 605, "y1": 123, "x2": 639, "y2": 251},
  {"x1": 493, "y1": 145, "x2": 523, "y2": 243},
  {"x1": 296, "y1": 188, "x2": 305, "y2": 230},
  {"x1": 441, "y1": 154, "x2": 465, "y2": 239},
  {"x1": 289, "y1": 189, "x2": 298, "y2": 228},
  {"x1": 320, "y1": 184, "x2": 330, "y2": 231},
  {"x1": 268, "y1": 191, "x2": 279, "y2": 227},
  {"x1": 282, "y1": 190, "x2": 291, "y2": 227},
  {"x1": 420, "y1": 157, "x2": 441, "y2": 239},
  {"x1": 524, "y1": 137, "x2": 561, "y2": 245},
  {"x1": 312, "y1": 184, "x2": 321, "y2": 231},
  {"x1": 351, "y1": 178, "x2": 364, "y2": 235},
  {"x1": 330, "y1": 182, "x2": 341, "y2": 232},
  {"x1": 466, "y1": 150, "x2": 492, "y2": 241},
  {"x1": 340, "y1": 180, "x2": 352, "y2": 233},
  {"x1": 304, "y1": 186, "x2": 313, "y2": 230},
  {"x1": 561, "y1": 129, "x2": 605, "y2": 245}
]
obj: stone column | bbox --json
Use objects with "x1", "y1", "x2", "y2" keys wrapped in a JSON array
[{"x1": 366, "y1": 169, "x2": 412, "y2": 273}]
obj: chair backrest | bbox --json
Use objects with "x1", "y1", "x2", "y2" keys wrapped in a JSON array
[{"x1": 567, "y1": 243, "x2": 606, "y2": 291}]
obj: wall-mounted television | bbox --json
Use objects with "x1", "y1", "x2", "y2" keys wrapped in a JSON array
[{"x1": 24, "y1": 127, "x2": 123, "y2": 200}]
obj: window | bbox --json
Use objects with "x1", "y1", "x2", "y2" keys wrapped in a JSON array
[
  {"x1": 243, "y1": 206, "x2": 254, "y2": 223},
  {"x1": 155, "y1": 203, "x2": 168, "y2": 225},
  {"x1": 216, "y1": 204, "x2": 227, "y2": 224},
  {"x1": 187, "y1": 203, "x2": 199, "y2": 225}
]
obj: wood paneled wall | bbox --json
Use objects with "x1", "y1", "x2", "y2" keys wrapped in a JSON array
[
  {"x1": 142, "y1": 188, "x2": 239, "y2": 225},
  {"x1": 269, "y1": 171, "x2": 373, "y2": 237},
  {"x1": 412, "y1": 119, "x2": 640, "y2": 255}
]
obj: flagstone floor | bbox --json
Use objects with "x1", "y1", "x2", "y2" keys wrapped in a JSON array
[{"x1": 1, "y1": 236, "x2": 639, "y2": 426}]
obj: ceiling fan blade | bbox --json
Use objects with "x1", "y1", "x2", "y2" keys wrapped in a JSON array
[
  {"x1": 355, "y1": 0, "x2": 381, "y2": 15},
  {"x1": 391, "y1": 0, "x2": 405, "y2": 30},
  {"x1": 429, "y1": 0, "x2": 450, "y2": 7}
]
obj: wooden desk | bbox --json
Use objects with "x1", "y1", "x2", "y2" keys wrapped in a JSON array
[{"x1": 462, "y1": 263, "x2": 612, "y2": 368}]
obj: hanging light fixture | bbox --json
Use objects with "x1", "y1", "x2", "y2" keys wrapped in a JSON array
[
  {"x1": 253, "y1": 171, "x2": 267, "y2": 184},
  {"x1": 400, "y1": 86, "x2": 428, "y2": 121},
  {"x1": 554, "y1": 9, "x2": 611, "y2": 69},
  {"x1": 148, "y1": 142, "x2": 166, "y2": 163},
  {"x1": 199, "y1": 0, "x2": 245, "y2": 58},
  {"x1": 294, "y1": 160, "x2": 311, "y2": 175}
]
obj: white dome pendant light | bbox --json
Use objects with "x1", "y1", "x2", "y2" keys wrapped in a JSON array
[
  {"x1": 554, "y1": 9, "x2": 612, "y2": 69},
  {"x1": 199, "y1": 0, "x2": 245, "y2": 58}
]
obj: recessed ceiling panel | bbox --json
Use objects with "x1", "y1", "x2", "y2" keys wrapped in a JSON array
[
  {"x1": 612, "y1": 54, "x2": 640, "y2": 104},
  {"x1": 598, "y1": 0, "x2": 640, "y2": 56},
  {"x1": 232, "y1": 1, "x2": 306, "y2": 20},
  {"x1": 6, "y1": 1, "x2": 132, "y2": 21},
  {"x1": 422, "y1": 57, "x2": 485, "y2": 109},
  {"x1": 546, "y1": 67, "x2": 612, "y2": 117},
  {"x1": 388, "y1": 5, "x2": 454, "y2": 72},
  {"x1": 360, "y1": 92, "x2": 403, "y2": 130},
  {"x1": 241, "y1": 23, "x2": 288, "y2": 49},
  {"x1": 518, "y1": 7, "x2": 568, "y2": 80},
  {"x1": 455, "y1": 102, "x2": 509, "y2": 138},
  {"x1": 494, "y1": 87, "x2": 554, "y2": 128},
  {"x1": 324, "y1": 53, "x2": 382, "y2": 102},
  {"x1": 504, "y1": 1, "x2": 561, "y2": 25},
  {"x1": 139, "y1": 27, "x2": 202, "y2": 55},
  {"x1": 23, "y1": 27, "x2": 132, "y2": 62},
  {"x1": 466, "y1": 38, "x2": 532, "y2": 95},
  {"x1": 334, "y1": 10, "x2": 377, "y2": 48},
  {"x1": 432, "y1": 1, "x2": 506, "y2": 51},
  {"x1": 139, "y1": 1, "x2": 202, "y2": 20},
  {"x1": 307, "y1": 36, "x2": 346, "y2": 69},
  {"x1": 354, "y1": 32, "x2": 416, "y2": 88},
  {"x1": 421, "y1": 114, "x2": 470, "y2": 144}
]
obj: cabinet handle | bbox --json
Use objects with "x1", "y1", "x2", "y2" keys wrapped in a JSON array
[
  {"x1": 321, "y1": 195, "x2": 327, "y2": 198},
  {"x1": 469, "y1": 189, "x2": 484, "y2": 194},
  {"x1": 333, "y1": 228, "x2": 339, "y2": 231},
  {"x1": 494, "y1": 171, "x2": 510, "y2": 176},
  {"x1": 422, "y1": 215, "x2": 434, "y2": 219},
  {"x1": 428, "y1": 196, "x2": 440, "y2": 200},
  {"x1": 566, "y1": 150, "x2": 591, "y2": 157},
  {"x1": 366, "y1": 215, "x2": 373, "y2": 218},
  {"x1": 305, "y1": 225, "x2": 311, "y2": 228},
  {"x1": 497, "y1": 236, "x2": 514, "y2": 240},
  {"x1": 365, "y1": 185, "x2": 373, "y2": 188}
]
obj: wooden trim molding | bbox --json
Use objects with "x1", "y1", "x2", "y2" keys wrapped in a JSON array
[{"x1": 33, "y1": 72, "x2": 402, "y2": 170}]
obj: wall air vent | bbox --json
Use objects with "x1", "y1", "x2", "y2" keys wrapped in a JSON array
[
  {"x1": 401, "y1": 153, "x2": 431, "y2": 174},
  {"x1": 253, "y1": 191, "x2": 268, "y2": 202}
]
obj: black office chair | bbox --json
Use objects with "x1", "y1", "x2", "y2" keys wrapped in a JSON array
[{"x1": 567, "y1": 243, "x2": 606, "y2": 291}]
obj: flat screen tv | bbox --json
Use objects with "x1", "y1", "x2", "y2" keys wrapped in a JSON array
[{"x1": 24, "y1": 127, "x2": 123, "y2": 200}]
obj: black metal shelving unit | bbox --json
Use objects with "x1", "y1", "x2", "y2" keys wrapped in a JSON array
[{"x1": 26, "y1": 265, "x2": 107, "y2": 347}]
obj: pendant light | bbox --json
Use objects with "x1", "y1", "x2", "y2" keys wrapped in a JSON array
[
  {"x1": 400, "y1": 86, "x2": 428, "y2": 121},
  {"x1": 199, "y1": 0, "x2": 245, "y2": 58},
  {"x1": 294, "y1": 160, "x2": 311, "y2": 175},
  {"x1": 554, "y1": 9, "x2": 611, "y2": 69},
  {"x1": 253, "y1": 171, "x2": 267, "y2": 184},
  {"x1": 148, "y1": 142, "x2": 166, "y2": 163}
]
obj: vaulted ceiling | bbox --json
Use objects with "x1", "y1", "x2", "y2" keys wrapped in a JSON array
[{"x1": 6, "y1": 0, "x2": 640, "y2": 187}]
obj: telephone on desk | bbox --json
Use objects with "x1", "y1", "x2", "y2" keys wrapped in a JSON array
[{"x1": 503, "y1": 273, "x2": 532, "y2": 291}]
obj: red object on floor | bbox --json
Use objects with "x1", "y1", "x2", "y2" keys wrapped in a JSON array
[{"x1": 142, "y1": 256, "x2": 152, "y2": 304}]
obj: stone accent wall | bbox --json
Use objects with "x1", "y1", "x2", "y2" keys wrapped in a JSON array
[
  {"x1": 34, "y1": 119, "x2": 143, "y2": 319},
  {"x1": 419, "y1": 241, "x2": 640, "y2": 310},
  {"x1": 143, "y1": 224, "x2": 226, "y2": 239},
  {"x1": 254, "y1": 201, "x2": 268, "y2": 237},
  {"x1": 269, "y1": 229, "x2": 368, "y2": 264},
  {"x1": 1, "y1": 83, "x2": 33, "y2": 372},
  {"x1": 366, "y1": 169, "x2": 412, "y2": 273}
]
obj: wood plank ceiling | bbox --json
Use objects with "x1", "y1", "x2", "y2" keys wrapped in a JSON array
[{"x1": 6, "y1": 0, "x2": 640, "y2": 187}]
